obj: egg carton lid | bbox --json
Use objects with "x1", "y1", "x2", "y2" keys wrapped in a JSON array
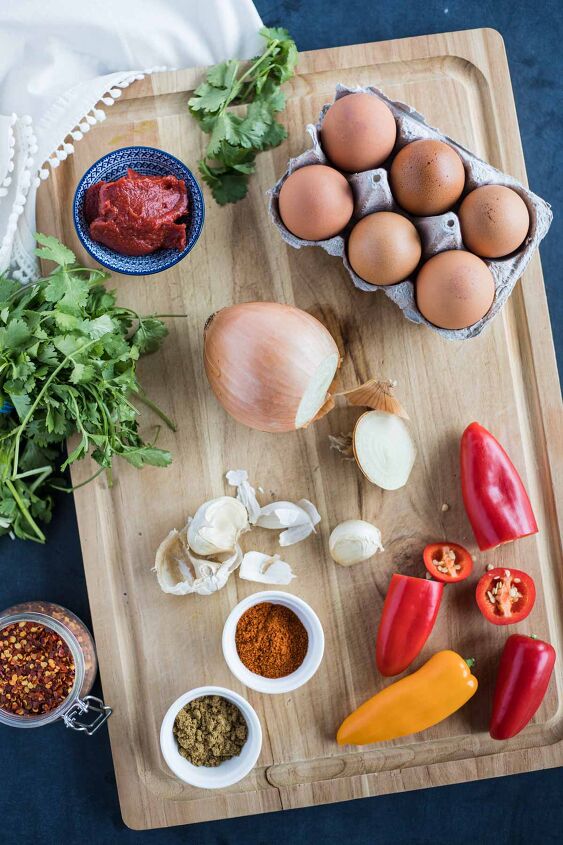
[{"x1": 268, "y1": 83, "x2": 553, "y2": 340}]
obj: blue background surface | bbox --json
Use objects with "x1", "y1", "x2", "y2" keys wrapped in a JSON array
[{"x1": 1, "y1": 1, "x2": 561, "y2": 843}]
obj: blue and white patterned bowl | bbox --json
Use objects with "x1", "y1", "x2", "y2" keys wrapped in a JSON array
[{"x1": 73, "y1": 146, "x2": 205, "y2": 276}]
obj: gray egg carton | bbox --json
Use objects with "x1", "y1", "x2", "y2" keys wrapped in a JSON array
[{"x1": 268, "y1": 84, "x2": 553, "y2": 340}]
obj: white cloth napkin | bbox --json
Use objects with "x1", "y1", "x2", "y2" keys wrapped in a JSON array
[{"x1": 0, "y1": 0, "x2": 263, "y2": 281}]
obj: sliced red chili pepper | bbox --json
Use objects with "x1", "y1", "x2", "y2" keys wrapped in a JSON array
[
  {"x1": 490, "y1": 634, "x2": 555, "y2": 739},
  {"x1": 460, "y1": 422, "x2": 538, "y2": 551},
  {"x1": 376, "y1": 574, "x2": 443, "y2": 676},
  {"x1": 423, "y1": 542, "x2": 473, "y2": 583},
  {"x1": 475, "y1": 567, "x2": 535, "y2": 625}
]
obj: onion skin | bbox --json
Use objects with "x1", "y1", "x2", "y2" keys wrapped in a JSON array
[{"x1": 203, "y1": 301, "x2": 340, "y2": 433}]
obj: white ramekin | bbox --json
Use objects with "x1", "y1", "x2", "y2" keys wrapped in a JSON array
[
  {"x1": 160, "y1": 685, "x2": 262, "y2": 789},
  {"x1": 222, "y1": 590, "x2": 325, "y2": 694}
]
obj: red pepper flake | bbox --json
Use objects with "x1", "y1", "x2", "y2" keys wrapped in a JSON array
[{"x1": 0, "y1": 622, "x2": 75, "y2": 717}]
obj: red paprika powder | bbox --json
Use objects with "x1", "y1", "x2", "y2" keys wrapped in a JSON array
[{"x1": 235, "y1": 602, "x2": 308, "y2": 678}]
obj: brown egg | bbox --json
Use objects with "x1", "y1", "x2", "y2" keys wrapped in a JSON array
[
  {"x1": 416, "y1": 250, "x2": 495, "y2": 329},
  {"x1": 459, "y1": 185, "x2": 530, "y2": 258},
  {"x1": 348, "y1": 212, "x2": 422, "y2": 286},
  {"x1": 390, "y1": 140, "x2": 465, "y2": 215},
  {"x1": 278, "y1": 165, "x2": 354, "y2": 241},
  {"x1": 321, "y1": 93, "x2": 397, "y2": 172}
]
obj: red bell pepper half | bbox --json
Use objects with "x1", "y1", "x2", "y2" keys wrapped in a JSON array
[
  {"x1": 376, "y1": 574, "x2": 443, "y2": 676},
  {"x1": 476, "y1": 567, "x2": 536, "y2": 626},
  {"x1": 460, "y1": 422, "x2": 538, "y2": 551},
  {"x1": 423, "y1": 542, "x2": 473, "y2": 583},
  {"x1": 490, "y1": 634, "x2": 555, "y2": 739}
]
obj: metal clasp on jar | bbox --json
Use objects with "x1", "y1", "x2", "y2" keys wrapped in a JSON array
[{"x1": 62, "y1": 695, "x2": 112, "y2": 736}]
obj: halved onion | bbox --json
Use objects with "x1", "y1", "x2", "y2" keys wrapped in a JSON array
[
  {"x1": 204, "y1": 302, "x2": 340, "y2": 432},
  {"x1": 353, "y1": 411, "x2": 416, "y2": 490}
]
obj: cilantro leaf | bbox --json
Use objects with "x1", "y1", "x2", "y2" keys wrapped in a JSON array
[
  {"x1": 206, "y1": 60, "x2": 240, "y2": 90},
  {"x1": 70, "y1": 362, "x2": 95, "y2": 384},
  {"x1": 189, "y1": 83, "x2": 231, "y2": 115},
  {"x1": 0, "y1": 318, "x2": 32, "y2": 350},
  {"x1": 131, "y1": 318, "x2": 168, "y2": 355},
  {"x1": 0, "y1": 233, "x2": 176, "y2": 542},
  {"x1": 190, "y1": 26, "x2": 297, "y2": 205},
  {"x1": 44, "y1": 267, "x2": 90, "y2": 314},
  {"x1": 34, "y1": 233, "x2": 76, "y2": 266},
  {"x1": 121, "y1": 446, "x2": 172, "y2": 468}
]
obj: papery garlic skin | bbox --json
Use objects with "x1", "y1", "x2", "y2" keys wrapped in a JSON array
[
  {"x1": 329, "y1": 519, "x2": 384, "y2": 566},
  {"x1": 187, "y1": 496, "x2": 248, "y2": 557},
  {"x1": 154, "y1": 526, "x2": 243, "y2": 596},
  {"x1": 239, "y1": 551, "x2": 295, "y2": 585},
  {"x1": 226, "y1": 469, "x2": 261, "y2": 523}
]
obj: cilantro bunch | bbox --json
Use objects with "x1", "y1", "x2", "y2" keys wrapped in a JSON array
[
  {"x1": 0, "y1": 235, "x2": 174, "y2": 543},
  {"x1": 189, "y1": 26, "x2": 297, "y2": 204}
]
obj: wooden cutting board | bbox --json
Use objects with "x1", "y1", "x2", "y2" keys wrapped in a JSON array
[{"x1": 37, "y1": 28, "x2": 563, "y2": 831}]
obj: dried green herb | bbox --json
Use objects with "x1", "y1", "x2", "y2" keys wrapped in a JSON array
[{"x1": 173, "y1": 695, "x2": 248, "y2": 766}]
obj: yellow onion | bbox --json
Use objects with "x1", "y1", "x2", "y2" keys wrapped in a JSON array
[{"x1": 204, "y1": 302, "x2": 340, "y2": 432}]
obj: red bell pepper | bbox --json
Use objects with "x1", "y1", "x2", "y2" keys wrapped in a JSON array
[
  {"x1": 490, "y1": 634, "x2": 555, "y2": 740},
  {"x1": 376, "y1": 574, "x2": 443, "y2": 676},
  {"x1": 422, "y1": 541, "x2": 473, "y2": 583},
  {"x1": 476, "y1": 567, "x2": 536, "y2": 626},
  {"x1": 460, "y1": 422, "x2": 538, "y2": 551}
]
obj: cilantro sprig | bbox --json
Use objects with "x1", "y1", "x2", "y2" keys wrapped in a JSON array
[
  {"x1": 189, "y1": 26, "x2": 297, "y2": 204},
  {"x1": 0, "y1": 234, "x2": 176, "y2": 543}
]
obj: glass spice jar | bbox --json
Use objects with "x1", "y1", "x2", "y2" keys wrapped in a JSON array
[{"x1": 0, "y1": 601, "x2": 111, "y2": 734}]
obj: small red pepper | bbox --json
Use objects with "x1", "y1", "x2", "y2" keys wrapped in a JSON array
[
  {"x1": 475, "y1": 567, "x2": 535, "y2": 626},
  {"x1": 376, "y1": 574, "x2": 443, "y2": 676},
  {"x1": 490, "y1": 634, "x2": 555, "y2": 740},
  {"x1": 422, "y1": 542, "x2": 473, "y2": 583},
  {"x1": 460, "y1": 422, "x2": 538, "y2": 551}
]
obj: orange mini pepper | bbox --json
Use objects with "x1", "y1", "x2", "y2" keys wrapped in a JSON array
[{"x1": 337, "y1": 650, "x2": 478, "y2": 745}]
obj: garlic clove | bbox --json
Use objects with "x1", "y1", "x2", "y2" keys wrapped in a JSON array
[
  {"x1": 338, "y1": 378, "x2": 409, "y2": 419},
  {"x1": 239, "y1": 551, "x2": 295, "y2": 585},
  {"x1": 187, "y1": 544, "x2": 242, "y2": 595},
  {"x1": 256, "y1": 498, "x2": 321, "y2": 546},
  {"x1": 296, "y1": 498, "x2": 321, "y2": 527},
  {"x1": 187, "y1": 496, "x2": 248, "y2": 556},
  {"x1": 255, "y1": 501, "x2": 304, "y2": 529},
  {"x1": 226, "y1": 469, "x2": 261, "y2": 524},
  {"x1": 279, "y1": 521, "x2": 317, "y2": 546},
  {"x1": 228, "y1": 469, "x2": 321, "y2": 545},
  {"x1": 329, "y1": 519, "x2": 384, "y2": 566}
]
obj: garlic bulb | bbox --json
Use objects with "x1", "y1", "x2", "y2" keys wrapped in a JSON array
[
  {"x1": 329, "y1": 519, "x2": 384, "y2": 566},
  {"x1": 187, "y1": 496, "x2": 248, "y2": 557}
]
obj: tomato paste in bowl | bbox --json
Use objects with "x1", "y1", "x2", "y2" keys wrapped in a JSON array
[{"x1": 73, "y1": 146, "x2": 205, "y2": 275}]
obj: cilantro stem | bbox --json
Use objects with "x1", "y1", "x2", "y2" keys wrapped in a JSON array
[
  {"x1": 50, "y1": 465, "x2": 106, "y2": 493},
  {"x1": 134, "y1": 390, "x2": 177, "y2": 432},
  {"x1": 225, "y1": 40, "x2": 280, "y2": 110},
  {"x1": 12, "y1": 464, "x2": 52, "y2": 482},
  {"x1": 5, "y1": 478, "x2": 46, "y2": 543}
]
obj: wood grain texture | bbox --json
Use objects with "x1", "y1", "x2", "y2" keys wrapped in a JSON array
[{"x1": 36, "y1": 28, "x2": 563, "y2": 830}]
